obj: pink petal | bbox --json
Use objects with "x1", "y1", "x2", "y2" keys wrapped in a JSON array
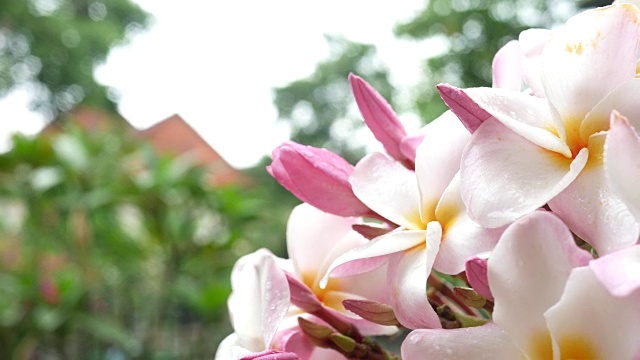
[
  {"x1": 414, "y1": 112, "x2": 470, "y2": 225},
  {"x1": 401, "y1": 323, "x2": 522, "y2": 360},
  {"x1": 275, "y1": 327, "x2": 315, "y2": 360},
  {"x1": 330, "y1": 261, "x2": 392, "y2": 306},
  {"x1": 399, "y1": 130, "x2": 426, "y2": 164},
  {"x1": 548, "y1": 132, "x2": 639, "y2": 256},
  {"x1": 387, "y1": 221, "x2": 442, "y2": 330},
  {"x1": 432, "y1": 175, "x2": 503, "y2": 275},
  {"x1": 465, "y1": 252, "x2": 493, "y2": 300},
  {"x1": 540, "y1": 4, "x2": 640, "y2": 120},
  {"x1": 590, "y1": 245, "x2": 640, "y2": 298},
  {"x1": 267, "y1": 141, "x2": 370, "y2": 217},
  {"x1": 349, "y1": 73, "x2": 408, "y2": 162},
  {"x1": 286, "y1": 204, "x2": 359, "y2": 280},
  {"x1": 488, "y1": 211, "x2": 592, "y2": 357},
  {"x1": 239, "y1": 349, "x2": 300, "y2": 360},
  {"x1": 518, "y1": 28, "x2": 552, "y2": 97},
  {"x1": 320, "y1": 230, "x2": 425, "y2": 288},
  {"x1": 437, "y1": 83, "x2": 493, "y2": 133},
  {"x1": 285, "y1": 272, "x2": 322, "y2": 313},
  {"x1": 461, "y1": 117, "x2": 587, "y2": 228},
  {"x1": 581, "y1": 79, "x2": 640, "y2": 140},
  {"x1": 545, "y1": 267, "x2": 640, "y2": 360},
  {"x1": 351, "y1": 153, "x2": 421, "y2": 229},
  {"x1": 492, "y1": 40, "x2": 524, "y2": 91},
  {"x1": 605, "y1": 111, "x2": 640, "y2": 222}
]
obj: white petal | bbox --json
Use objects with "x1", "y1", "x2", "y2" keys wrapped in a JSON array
[
  {"x1": 464, "y1": 87, "x2": 570, "y2": 155},
  {"x1": 519, "y1": 28, "x2": 552, "y2": 97},
  {"x1": 605, "y1": 112, "x2": 640, "y2": 223},
  {"x1": 319, "y1": 230, "x2": 425, "y2": 288},
  {"x1": 590, "y1": 245, "x2": 640, "y2": 298},
  {"x1": 541, "y1": 4, "x2": 640, "y2": 120},
  {"x1": 488, "y1": 211, "x2": 592, "y2": 357},
  {"x1": 581, "y1": 79, "x2": 640, "y2": 140},
  {"x1": 401, "y1": 323, "x2": 523, "y2": 360},
  {"x1": 214, "y1": 333, "x2": 240, "y2": 360},
  {"x1": 351, "y1": 153, "x2": 422, "y2": 229},
  {"x1": 286, "y1": 203, "x2": 358, "y2": 280},
  {"x1": 549, "y1": 132, "x2": 640, "y2": 255},
  {"x1": 388, "y1": 222, "x2": 442, "y2": 329},
  {"x1": 492, "y1": 40, "x2": 524, "y2": 91},
  {"x1": 433, "y1": 175, "x2": 503, "y2": 275},
  {"x1": 545, "y1": 267, "x2": 640, "y2": 360},
  {"x1": 228, "y1": 249, "x2": 290, "y2": 350},
  {"x1": 461, "y1": 117, "x2": 587, "y2": 227},
  {"x1": 415, "y1": 111, "x2": 470, "y2": 224}
]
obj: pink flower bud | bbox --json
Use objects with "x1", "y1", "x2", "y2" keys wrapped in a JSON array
[
  {"x1": 465, "y1": 253, "x2": 493, "y2": 300},
  {"x1": 267, "y1": 141, "x2": 371, "y2": 217},
  {"x1": 239, "y1": 349, "x2": 299, "y2": 360},
  {"x1": 349, "y1": 73, "x2": 408, "y2": 163}
]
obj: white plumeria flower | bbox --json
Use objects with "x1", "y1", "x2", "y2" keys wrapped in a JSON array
[
  {"x1": 215, "y1": 249, "x2": 291, "y2": 360},
  {"x1": 402, "y1": 211, "x2": 640, "y2": 359},
  {"x1": 319, "y1": 112, "x2": 503, "y2": 329},
  {"x1": 439, "y1": 3, "x2": 640, "y2": 255}
]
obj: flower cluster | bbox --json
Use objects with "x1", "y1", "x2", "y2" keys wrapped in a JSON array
[{"x1": 216, "y1": 2, "x2": 640, "y2": 359}]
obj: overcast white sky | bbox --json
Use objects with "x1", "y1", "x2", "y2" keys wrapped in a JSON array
[{"x1": 0, "y1": 0, "x2": 433, "y2": 168}]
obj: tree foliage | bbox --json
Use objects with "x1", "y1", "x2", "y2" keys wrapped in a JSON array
[
  {"x1": 273, "y1": 35, "x2": 395, "y2": 163},
  {"x1": 0, "y1": 0, "x2": 149, "y2": 117},
  {"x1": 0, "y1": 120, "x2": 263, "y2": 358}
]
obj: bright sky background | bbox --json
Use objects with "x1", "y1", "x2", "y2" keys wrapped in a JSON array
[{"x1": 0, "y1": 0, "x2": 434, "y2": 169}]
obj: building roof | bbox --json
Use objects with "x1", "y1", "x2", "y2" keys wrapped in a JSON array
[{"x1": 45, "y1": 108, "x2": 249, "y2": 187}]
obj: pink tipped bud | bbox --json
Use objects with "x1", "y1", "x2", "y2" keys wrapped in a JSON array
[
  {"x1": 436, "y1": 84, "x2": 492, "y2": 134},
  {"x1": 239, "y1": 349, "x2": 300, "y2": 360},
  {"x1": 349, "y1": 73, "x2": 408, "y2": 163},
  {"x1": 465, "y1": 253, "x2": 493, "y2": 300},
  {"x1": 267, "y1": 141, "x2": 370, "y2": 217},
  {"x1": 285, "y1": 272, "x2": 323, "y2": 313}
]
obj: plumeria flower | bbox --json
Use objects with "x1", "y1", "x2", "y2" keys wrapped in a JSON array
[
  {"x1": 439, "y1": 3, "x2": 640, "y2": 255},
  {"x1": 320, "y1": 112, "x2": 503, "y2": 329},
  {"x1": 215, "y1": 249, "x2": 292, "y2": 360},
  {"x1": 277, "y1": 204, "x2": 397, "y2": 357},
  {"x1": 402, "y1": 211, "x2": 640, "y2": 359}
]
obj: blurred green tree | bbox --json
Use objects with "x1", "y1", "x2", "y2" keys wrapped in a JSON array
[
  {"x1": 272, "y1": 0, "x2": 612, "y2": 159},
  {"x1": 273, "y1": 35, "x2": 395, "y2": 163},
  {"x1": 393, "y1": 0, "x2": 604, "y2": 121},
  {"x1": 0, "y1": 119, "x2": 260, "y2": 358},
  {"x1": 0, "y1": 0, "x2": 149, "y2": 117}
]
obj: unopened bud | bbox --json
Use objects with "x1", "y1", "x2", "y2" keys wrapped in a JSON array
[
  {"x1": 453, "y1": 286, "x2": 487, "y2": 309},
  {"x1": 297, "y1": 317, "x2": 334, "y2": 348},
  {"x1": 465, "y1": 253, "x2": 493, "y2": 300},
  {"x1": 267, "y1": 141, "x2": 371, "y2": 217},
  {"x1": 349, "y1": 73, "x2": 409, "y2": 163},
  {"x1": 342, "y1": 299, "x2": 399, "y2": 326}
]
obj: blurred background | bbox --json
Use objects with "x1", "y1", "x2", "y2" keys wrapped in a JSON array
[{"x1": 0, "y1": 0, "x2": 609, "y2": 358}]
